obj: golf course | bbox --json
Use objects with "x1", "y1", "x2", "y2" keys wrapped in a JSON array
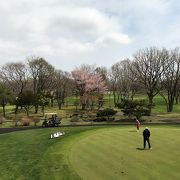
[
  {"x1": 0, "y1": 125, "x2": 180, "y2": 180},
  {"x1": 1, "y1": 0, "x2": 180, "y2": 179}
]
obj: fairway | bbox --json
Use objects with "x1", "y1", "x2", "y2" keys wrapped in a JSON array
[
  {"x1": 0, "y1": 125, "x2": 180, "y2": 179},
  {"x1": 69, "y1": 126, "x2": 180, "y2": 180}
]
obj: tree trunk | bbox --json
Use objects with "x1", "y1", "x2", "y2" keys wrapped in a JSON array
[
  {"x1": 113, "y1": 92, "x2": 117, "y2": 107},
  {"x1": 2, "y1": 104, "x2": 5, "y2": 117},
  {"x1": 167, "y1": 103, "x2": 173, "y2": 112},
  {"x1": 50, "y1": 97, "x2": 54, "y2": 107},
  {"x1": 42, "y1": 106, "x2": 45, "y2": 116},
  {"x1": 35, "y1": 105, "x2": 38, "y2": 114},
  {"x1": 15, "y1": 105, "x2": 18, "y2": 114},
  {"x1": 57, "y1": 97, "x2": 62, "y2": 110},
  {"x1": 58, "y1": 102, "x2": 62, "y2": 110},
  {"x1": 25, "y1": 106, "x2": 29, "y2": 116},
  {"x1": 167, "y1": 93, "x2": 174, "y2": 112},
  {"x1": 82, "y1": 103, "x2": 86, "y2": 110},
  {"x1": 175, "y1": 93, "x2": 179, "y2": 104},
  {"x1": 90, "y1": 102, "x2": 94, "y2": 110},
  {"x1": 148, "y1": 94, "x2": 153, "y2": 114}
]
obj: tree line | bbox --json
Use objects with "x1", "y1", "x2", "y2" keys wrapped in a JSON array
[{"x1": 0, "y1": 47, "x2": 180, "y2": 117}]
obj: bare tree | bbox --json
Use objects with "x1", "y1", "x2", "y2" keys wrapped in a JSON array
[
  {"x1": 95, "y1": 66, "x2": 108, "y2": 82},
  {"x1": 109, "y1": 59, "x2": 137, "y2": 106},
  {"x1": 0, "y1": 82, "x2": 13, "y2": 117},
  {"x1": 54, "y1": 70, "x2": 70, "y2": 109},
  {"x1": 132, "y1": 47, "x2": 168, "y2": 113},
  {"x1": 109, "y1": 63, "x2": 120, "y2": 106},
  {"x1": 0, "y1": 62, "x2": 28, "y2": 113},
  {"x1": 160, "y1": 48, "x2": 180, "y2": 112},
  {"x1": 175, "y1": 82, "x2": 180, "y2": 104},
  {"x1": 0, "y1": 62, "x2": 28, "y2": 96},
  {"x1": 79, "y1": 64, "x2": 96, "y2": 74},
  {"x1": 27, "y1": 57, "x2": 55, "y2": 113},
  {"x1": 28, "y1": 57, "x2": 55, "y2": 93}
]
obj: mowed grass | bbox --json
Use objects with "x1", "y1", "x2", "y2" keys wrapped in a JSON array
[
  {"x1": 0, "y1": 125, "x2": 180, "y2": 179},
  {"x1": 69, "y1": 125, "x2": 180, "y2": 180}
]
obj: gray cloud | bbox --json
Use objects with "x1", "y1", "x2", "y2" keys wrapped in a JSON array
[{"x1": 0, "y1": 0, "x2": 180, "y2": 70}]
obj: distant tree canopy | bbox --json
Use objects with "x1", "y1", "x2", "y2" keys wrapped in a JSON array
[
  {"x1": 1, "y1": 46, "x2": 180, "y2": 117},
  {"x1": 16, "y1": 90, "x2": 34, "y2": 116},
  {"x1": 0, "y1": 83, "x2": 13, "y2": 117}
]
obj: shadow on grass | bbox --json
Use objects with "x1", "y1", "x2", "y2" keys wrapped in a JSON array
[
  {"x1": 128, "y1": 130, "x2": 137, "y2": 132},
  {"x1": 136, "y1": 148, "x2": 152, "y2": 150},
  {"x1": 136, "y1": 148, "x2": 145, "y2": 150}
]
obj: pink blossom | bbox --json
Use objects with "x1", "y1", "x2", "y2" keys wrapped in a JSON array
[{"x1": 72, "y1": 69, "x2": 107, "y2": 95}]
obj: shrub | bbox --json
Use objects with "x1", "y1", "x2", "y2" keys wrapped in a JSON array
[
  {"x1": 117, "y1": 99, "x2": 150, "y2": 119},
  {"x1": 0, "y1": 117, "x2": 5, "y2": 125},
  {"x1": 20, "y1": 116, "x2": 31, "y2": 126},
  {"x1": 96, "y1": 108, "x2": 117, "y2": 121},
  {"x1": 70, "y1": 115, "x2": 79, "y2": 122},
  {"x1": 32, "y1": 117, "x2": 41, "y2": 126},
  {"x1": 97, "y1": 108, "x2": 117, "y2": 117},
  {"x1": 12, "y1": 115, "x2": 20, "y2": 126}
]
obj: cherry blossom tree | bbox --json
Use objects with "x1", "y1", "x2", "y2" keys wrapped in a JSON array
[{"x1": 72, "y1": 68, "x2": 107, "y2": 109}]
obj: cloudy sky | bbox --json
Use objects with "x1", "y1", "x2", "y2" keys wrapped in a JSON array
[{"x1": 0, "y1": 0, "x2": 179, "y2": 70}]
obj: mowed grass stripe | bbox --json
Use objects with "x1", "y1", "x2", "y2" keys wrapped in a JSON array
[
  {"x1": 69, "y1": 126, "x2": 180, "y2": 180},
  {"x1": 150, "y1": 128, "x2": 180, "y2": 178},
  {"x1": 70, "y1": 130, "x2": 132, "y2": 180},
  {"x1": 70, "y1": 128, "x2": 142, "y2": 180}
]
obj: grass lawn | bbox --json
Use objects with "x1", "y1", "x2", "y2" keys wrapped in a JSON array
[{"x1": 0, "y1": 125, "x2": 180, "y2": 179}]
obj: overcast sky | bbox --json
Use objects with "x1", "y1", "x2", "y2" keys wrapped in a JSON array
[{"x1": 0, "y1": 0, "x2": 179, "y2": 71}]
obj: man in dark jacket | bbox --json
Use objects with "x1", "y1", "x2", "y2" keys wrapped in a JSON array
[{"x1": 143, "y1": 127, "x2": 152, "y2": 149}]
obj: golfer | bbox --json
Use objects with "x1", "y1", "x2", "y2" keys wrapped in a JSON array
[
  {"x1": 143, "y1": 127, "x2": 152, "y2": 149},
  {"x1": 135, "y1": 118, "x2": 140, "y2": 131}
]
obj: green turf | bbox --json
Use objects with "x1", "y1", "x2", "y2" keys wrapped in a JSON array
[
  {"x1": 0, "y1": 125, "x2": 180, "y2": 179},
  {"x1": 69, "y1": 126, "x2": 180, "y2": 180}
]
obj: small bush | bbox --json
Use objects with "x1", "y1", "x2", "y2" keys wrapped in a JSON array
[
  {"x1": 12, "y1": 115, "x2": 20, "y2": 126},
  {"x1": 20, "y1": 116, "x2": 31, "y2": 126},
  {"x1": 70, "y1": 113, "x2": 78, "y2": 118},
  {"x1": 96, "y1": 108, "x2": 117, "y2": 117},
  {"x1": 70, "y1": 116, "x2": 79, "y2": 122},
  {"x1": 0, "y1": 117, "x2": 5, "y2": 124},
  {"x1": 32, "y1": 117, "x2": 41, "y2": 126}
]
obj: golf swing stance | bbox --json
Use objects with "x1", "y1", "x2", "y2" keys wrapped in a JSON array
[{"x1": 143, "y1": 127, "x2": 152, "y2": 149}]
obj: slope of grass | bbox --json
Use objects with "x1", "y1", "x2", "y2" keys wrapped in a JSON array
[
  {"x1": 1, "y1": 125, "x2": 180, "y2": 179},
  {"x1": 0, "y1": 126, "x2": 94, "y2": 180}
]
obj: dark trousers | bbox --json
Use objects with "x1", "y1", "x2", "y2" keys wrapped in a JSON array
[{"x1": 144, "y1": 138, "x2": 151, "y2": 148}]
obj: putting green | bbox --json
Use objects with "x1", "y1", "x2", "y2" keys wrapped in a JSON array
[{"x1": 69, "y1": 126, "x2": 180, "y2": 180}]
